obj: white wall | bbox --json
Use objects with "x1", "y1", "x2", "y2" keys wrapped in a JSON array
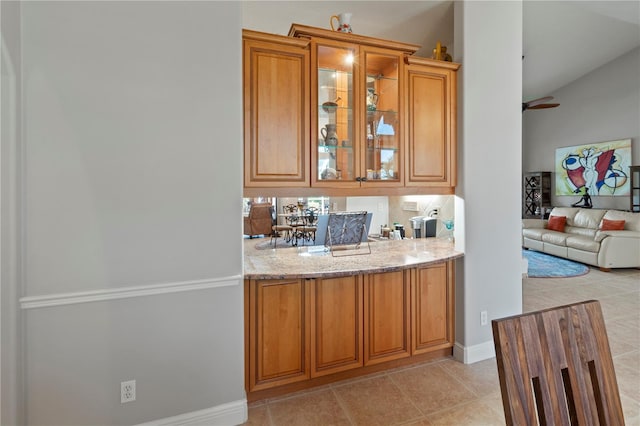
[
  {"x1": 17, "y1": 2, "x2": 245, "y2": 424},
  {"x1": 524, "y1": 47, "x2": 640, "y2": 210},
  {"x1": 453, "y1": 1, "x2": 524, "y2": 362},
  {"x1": 1, "y1": 1, "x2": 23, "y2": 423}
]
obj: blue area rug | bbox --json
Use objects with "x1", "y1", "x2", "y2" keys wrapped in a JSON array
[{"x1": 523, "y1": 249, "x2": 589, "y2": 278}]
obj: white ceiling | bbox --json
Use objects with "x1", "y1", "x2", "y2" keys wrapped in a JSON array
[{"x1": 242, "y1": 1, "x2": 640, "y2": 102}]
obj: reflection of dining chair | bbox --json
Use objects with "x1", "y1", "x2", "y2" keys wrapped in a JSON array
[
  {"x1": 492, "y1": 300, "x2": 624, "y2": 425},
  {"x1": 297, "y1": 207, "x2": 319, "y2": 244},
  {"x1": 284, "y1": 204, "x2": 303, "y2": 227},
  {"x1": 271, "y1": 204, "x2": 298, "y2": 246},
  {"x1": 243, "y1": 203, "x2": 274, "y2": 238}
]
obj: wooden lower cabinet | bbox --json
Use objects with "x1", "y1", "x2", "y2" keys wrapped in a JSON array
[
  {"x1": 311, "y1": 275, "x2": 363, "y2": 377},
  {"x1": 364, "y1": 270, "x2": 411, "y2": 365},
  {"x1": 246, "y1": 278, "x2": 311, "y2": 392},
  {"x1": 411, "y1": 262, "x2": 455, "y2": 354},
  {"x1": 245, "y1": 261, "x2": 455, "y2": 397}
]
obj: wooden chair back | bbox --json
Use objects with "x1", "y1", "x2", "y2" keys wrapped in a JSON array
[
  {"x1": 492, "y1": 300, "x2": 624, "y2": 425},
  {"x1": 243, "y1": 203, "x2": 274, "y2": 237}
]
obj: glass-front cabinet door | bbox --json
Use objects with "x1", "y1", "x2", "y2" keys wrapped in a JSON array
[
  {"x1": 362, "y1": 48, "x2": 401, "y2": 185},
  {"x1": 314, "y1": 42, "x2": 357, "y2": 186},
  {"x1": 312, "y1": 40, "x2": 403, "y2": 188}
]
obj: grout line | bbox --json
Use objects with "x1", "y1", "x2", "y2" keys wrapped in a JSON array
[
  {"x1": 265, "y1": 404, "x2": 275, "y2": 426},
  {"x1": 435, "y1": 362, "x2": 484, "y2": 399},
  {"x1": 330, "y1": 387, "x2": 356, "y2": 426},
  {"x1": 386, "y1": 370, "x2": 430, "y2": 421}
]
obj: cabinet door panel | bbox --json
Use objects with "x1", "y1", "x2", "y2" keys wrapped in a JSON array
[
  {"x1": 412, "y1": 262, "x2": 455, "y2": 354},
  {"x1": 311, "y1": 275, "x2": 363, "y2": 377},
  {"x1": 364, "y1": 270, "x2": 410, "y2": 365},
  {"x1": 248, "y1": 278, "x2": 310, "y2": 391},
  {"x1": 405, "y1": 64, "x2": 456, "y2": 187},
  {"x1": 243, "y1": 35, "x2": 310, "y2": 187}
]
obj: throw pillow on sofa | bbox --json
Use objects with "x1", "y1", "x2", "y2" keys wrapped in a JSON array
[
  {"x1": 601, "y1": 218, "x2": 625, "y2": 231},
  {"x1": 548, "y1": 215, "x2": 567, "y2": 232}
]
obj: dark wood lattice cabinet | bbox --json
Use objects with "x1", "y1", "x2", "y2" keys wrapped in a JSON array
[
  {"x1": 631, "y1": 165, "x2": 640, "y2": 212},
  {"x1": 523, "y1": 172, "x2": 551, "y2": 219}
]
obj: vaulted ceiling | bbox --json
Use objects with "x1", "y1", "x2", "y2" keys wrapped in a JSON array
[{"x1": 242, "y1": 1, "x2": 640, "y2": 102}]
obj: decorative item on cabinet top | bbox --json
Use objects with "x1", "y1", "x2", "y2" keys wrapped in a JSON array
[
  {"x1": 431, "y1": 41, "x2": 452, "y2": 62},
  {"x1": 288, "y1": 23, "x2": 421, "y2": 54},
  {"x1": 330, "y1": 12, "x2": 353, "y2": 33}
]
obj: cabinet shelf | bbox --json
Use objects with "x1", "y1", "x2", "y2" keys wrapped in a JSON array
[
  {"x1": 319, "y1": 67, "x2": 352, "y2": 76},
  {"x1": 367, "y1": 109, "x2": 397, "y2": 115},
  {"x1": 366, "y1": 73, "x2": 397, "y2": 83},
  {"x1": 319, "y1": 143, "x2": 354, "y2": 150},
  {"x1": 366, "y1": 145, "x2": 398, "y2": 152}
]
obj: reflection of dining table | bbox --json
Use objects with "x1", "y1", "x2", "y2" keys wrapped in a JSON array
[{"x1": 277, "y1": 210, "x2": 318, "y2": 246}]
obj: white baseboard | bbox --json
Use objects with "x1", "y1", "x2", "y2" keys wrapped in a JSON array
[
  {"x1": 136, "y1": 399, "x2": 247, "y2": 426},
  {"x1": 453, "y1": 340, "x2": 495, "y2": 364}
]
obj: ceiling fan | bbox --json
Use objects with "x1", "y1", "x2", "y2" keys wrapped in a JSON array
[{"x1": 522, "y1": 96, "x2": 560, "y2": 112}]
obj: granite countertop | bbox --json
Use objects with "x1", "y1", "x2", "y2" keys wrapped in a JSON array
[{"x1": 243, "y1": 237, "x2": 464, "y2": 280}]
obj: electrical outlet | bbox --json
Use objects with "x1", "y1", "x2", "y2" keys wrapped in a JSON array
[
  {"x1": 402, "y1": 201, "x2": 419, "y2": 211},
  {"x1": 121, "y1": 380, "x2": 136, "y2": 403},
  {"x1": 480, "y1": 311, "x2": 488, "y2": 326}
]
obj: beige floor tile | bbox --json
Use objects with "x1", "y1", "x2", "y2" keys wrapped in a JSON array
[
  {"x1": 424, "y1": 399, "x2": 505, "y2": 426},
  {"x1": 568, "y1": 283, "x2": 631, "y2": 300},
  {"x1": 482, "y1": 393, "x2": 506, "y2": 418},
  {"x1": 268, "y1": 388, "x2": 351, "y2": 426},
  {"x1": 265, "y1": 383, "x2": 334, "y2": 404},
  {"x1": 438, "y1": 358, "x2": 501, "y2": 396},
  {"x1": 614, "y1": 351, "x2": 640, "y2": 403},
  {"x1": 333, "y1": 375, "x2": 422, "y2": 426},
  {"x1": 522, "y1": 292, "x2": 557, "y2": 312},
  {"x1": 399, "y1": 418, "x2": 433, "y2": 426},
  {"x1": 243, "y1": 404, "x2": 271, "y2": 426},
  {"x1": 389, "y1": 363, "x2": 476, "y2": 415},
  {"x1": 621, "y1": 394, "x2": 640, "y2": 425},
  {"x1": 600, "y1": 293, "x2": 640, "y2": 320},
  {"x1": 606, "y1": 318, "x2": 640, "y2": 355}
]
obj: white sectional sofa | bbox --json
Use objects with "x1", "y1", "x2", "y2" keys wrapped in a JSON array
[{"x1": 522, "y1": 207, "x2": 640, "y2": 271}]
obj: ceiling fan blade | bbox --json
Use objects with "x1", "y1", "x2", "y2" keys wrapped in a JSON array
[
  {"x1": 524, "y1": 96, "x2": 554, "y2": 107},
  {"x1": 527, "y1": 103, "x2": 560, "y2": 110}
]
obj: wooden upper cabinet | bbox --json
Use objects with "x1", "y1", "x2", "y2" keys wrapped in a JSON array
[
  {"x1": 404, "y1": 57, "x2": 459, "y2": 187},
  {"x1": 243, "y1": 30, "x2": 311, "y2": 188},
  {"x1": 243, "y1": 25, "x2": 460, "y2": 195}
]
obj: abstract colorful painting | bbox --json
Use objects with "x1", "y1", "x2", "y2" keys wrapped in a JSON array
[{"x1": 556, "y1": 139, "x2": 632, "y2": 196}]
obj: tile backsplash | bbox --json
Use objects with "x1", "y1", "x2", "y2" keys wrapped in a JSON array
[{"x1": 388, "y1": 195, "x2": 455, "y2": 238}]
